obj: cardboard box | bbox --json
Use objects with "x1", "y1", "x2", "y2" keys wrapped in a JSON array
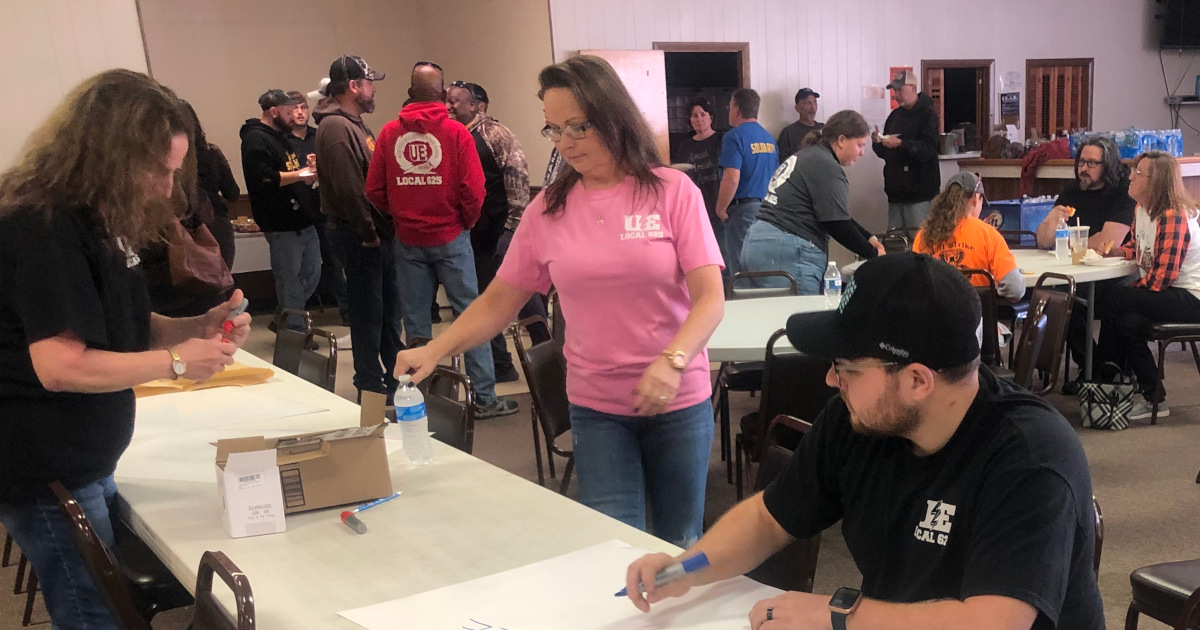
[
  {"x1": 217, "y1": 423, "x2": 394, "y2": 520},
  {"x1": 215, "y1": 442, "x2": 286, "y2": 538}
]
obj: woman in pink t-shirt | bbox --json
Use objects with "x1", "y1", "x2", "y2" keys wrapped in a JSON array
[{"x1": 395, "y1": 56, "x2": 725, "y2": 547}]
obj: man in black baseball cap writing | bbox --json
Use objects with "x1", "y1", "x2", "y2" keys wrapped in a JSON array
[{"x1": 624, "y1": 252, "x2": 1103, "y2": 630}]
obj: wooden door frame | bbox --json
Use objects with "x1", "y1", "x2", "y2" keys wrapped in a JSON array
[
  {"x1": 1025, "y1": 58, "x2": 1094, "y2": 139},
  {"x1": 920, "y1": 59, "x2": 994, "y2": 134},
  {"x1": 652, "y1": 42, "x2": 750, "y2": 88}
]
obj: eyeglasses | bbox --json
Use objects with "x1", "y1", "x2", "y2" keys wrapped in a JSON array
[
  {"x1": 1078, "y1": 159, "x2": 1103, "y2": 169},
  {"x1": 541, "y1": 121, "x2": 593, "y2": 142},
  {"x1": 832, "y1": 359, "x2": 902, "y2": 388},
  {"x1": 1131, "y1": 167, "x2": 1146, "y2": 179}
]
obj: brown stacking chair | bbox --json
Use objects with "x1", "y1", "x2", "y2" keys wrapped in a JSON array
[
  {"x1": 1143, "y1": 323, "x2": 1200, "y2": 425},
  {"x1": 296, "y1": 327, "x2": 338, "y2": 392},
  {"x1": 192, "y1": 551, "x2": 255, "y2": 630},
  {"x1": 1125, "y1": 541, "x2": 1200, "y2": 630},
  {"x1": 424, "y1": 366, "x2": 477, "y2": 454},
  {"x1": 48, "y1": 482, "x2": 192, "y2": 629},
  {"x1": 511, "y1": 316, "x2": 574, "y2": 493},
  {"x1": 270, "y1": 308, "x2": 313, "y2": 373},
  {"x1": 878, "y1": 232, "x2": 910, "y2": 253},
  {"x1": 1028, "y1": 272, "x2": 1075, "y2": 396},
  {"x1": 733, "y1": 329, "x2": 838, "y2": 500},
  {"x1": 961, "y1": 269, "x2": 1002, "y2": 368},
  {"x1": 716, "y1": 271, "x2": 800, "y2": 483},
  {"x1": 1093, "y1": 496, "x2": 1104, "y2": 577},
  {"x1": 548, "y1": 290, "x2": 566, "y2": 346},
  {"x1": 995, "y1": 300, "x2": 1049, "y2": 390},
  {"x1": 744, "y1": 414, "x2": 822, "y2": 593}
]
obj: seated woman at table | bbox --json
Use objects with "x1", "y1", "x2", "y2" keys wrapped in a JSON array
[
  {"x1": 0, "y1": 70, "x2": 251, "y2": 629},
  {"x1": 913, "y1": 171, "x2": 1025, "y2": 302},
  {"x1": 1096, "y1": 150, "x2": 1200, "y2": 420},
  {"x1": 738, "y1": 110, "x2": 884, "y2": 294},
  {"x1": 394, "y1": 55, "x2": 725, "y2": 548}
]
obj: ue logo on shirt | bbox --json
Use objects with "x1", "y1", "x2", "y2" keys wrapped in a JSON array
[
  {"x1": 394, "y1": 132, "x2": 444, "y2": 185},
  {"x1": 914, "y1": 499, "x2": 955, "y2": 546},
  {"x1": 621, "y1": 214, "x2": 664, "y2": 240}
]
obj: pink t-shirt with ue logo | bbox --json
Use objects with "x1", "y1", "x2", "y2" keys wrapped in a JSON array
[{"x1": 497, "y1": 167, "x2": 724, "y2": 416}]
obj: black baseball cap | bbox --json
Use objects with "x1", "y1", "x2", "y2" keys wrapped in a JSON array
[
  {"x1": 785, "y1": 253, "x2": 982, "y2": 370},
  {"x1": 258, "y1": 89, "x2": 303, "y2": 110},
  {"x1": 450, "y1": 81, "x2": 489, "y2": 104},
  {"x1": 794, "y1": 87, "x2": 820, "y2": 103},
  {"x1": 329, "y1": 55, "x2": 386, "y2": 82}
]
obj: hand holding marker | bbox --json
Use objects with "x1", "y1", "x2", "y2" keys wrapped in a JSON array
[
  {"x1": 615, "y1": 553, "x2": 710, "y2": 597},
  {"x1": 222, "y1": 298, "x2": 249, "y2": 342},
  {"x1": 340, "y1": 491, "x2": 402, "y2": 534}
]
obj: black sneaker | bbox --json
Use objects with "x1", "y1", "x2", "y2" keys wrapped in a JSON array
[
  {"x1": 1062, "y1": 378, "x2": 1082, "y2": 396},
  {"x1": 495, "y1": 365, "x2": 521, "y2": 383},
  {"x1": 475, "y1": 397, "x2": 519, "y2": 419}
]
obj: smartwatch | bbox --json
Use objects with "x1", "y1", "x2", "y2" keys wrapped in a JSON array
[{"x1": 829, "y1": 586, "x2": 862, "y2": 630}]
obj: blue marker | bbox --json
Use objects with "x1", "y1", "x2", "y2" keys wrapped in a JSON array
[
  {"x1": 614, "y1": 553, "x2": 710, "y2": 597},
  {"x1": 340, "y1": 491, "x2": 402, "y2": 534}
]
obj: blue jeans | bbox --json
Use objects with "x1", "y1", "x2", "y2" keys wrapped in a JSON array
[
  {"x1": 888, "y1": 201, "x2": 932, "y2": 230},
  {"x1": 490, "y1": 228, "x2": 549, "y2": 372},
  {"x1": 708, "y1": 211, "x2": 730, "y2": 281},
  {"x1": 724, "y1": 198, "x2": 762, "y2": 277},
  {"x1": 397, "y1": 231, "x2": 497, "y2": 404},
  {"x1": 330, "y1": 225, "x2": 405, "y2": 397},
  {"x1": 0, "y1": 476, "x2": 120, "y2": 630},
  {"x1": 569, "y1": 400, "x2": 714, "y2": 548},
  {"x1": 263, "y1": 227, "x2": 322, "y2": 331},
  {"x1": 739, "y1": 220, "x2": 827, "y2": 295},
  {"x1": 314, "y1": 221, "x2": 351, "y2": 324}
]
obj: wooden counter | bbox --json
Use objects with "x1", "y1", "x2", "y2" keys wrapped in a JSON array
[{"x1": 957, "y1": 156, "x2": 1200, "y2": 200}]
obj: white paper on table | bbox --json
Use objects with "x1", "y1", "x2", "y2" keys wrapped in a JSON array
[
  {"x1": 338, "y1": 540, "x2": 780, "y2": 630},
  {"x1": 116, "y1": 428, "x2": 299, "y2": 483},
  {"x1": 134, "y1": 387, "x2": 327, "y2": 440}
]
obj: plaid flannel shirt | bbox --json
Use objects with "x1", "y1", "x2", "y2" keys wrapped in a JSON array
[{"x1": 1119, "y1": 207, "x2": 1192, "y2": 291}]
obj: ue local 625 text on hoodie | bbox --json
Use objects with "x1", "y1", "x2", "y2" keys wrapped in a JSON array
[{"x1": 366, "y1": 101, "x2": 485, "y2": 247}]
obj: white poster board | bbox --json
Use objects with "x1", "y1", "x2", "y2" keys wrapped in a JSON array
[{"x1": 339, "y1": 540, "x2": 781, "y2": 629}]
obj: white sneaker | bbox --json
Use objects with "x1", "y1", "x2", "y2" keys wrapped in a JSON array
[
  {"x1": 336, "y1": 333, "x2": 352, "y2": 350},
  {"x1": 1129, "y1": 396, "x2": 1169, "y2": 421}
]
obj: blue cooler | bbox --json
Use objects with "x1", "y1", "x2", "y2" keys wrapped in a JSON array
[{"x1": 981, "y1": 199, "x2": 1055, "y2": 246}]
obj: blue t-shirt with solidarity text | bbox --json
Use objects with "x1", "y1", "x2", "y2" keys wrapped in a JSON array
[{"x1": 718, "y1": 121, "x2": 778, "y2": 200}]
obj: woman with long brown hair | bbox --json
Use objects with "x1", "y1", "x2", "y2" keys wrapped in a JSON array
[
  {"x1": 1097, "y1": 150, "x2": 1200, "y2": 419},
  {"x1": 394, "y1": 55, "x2": 725, "y2": 547},
  {"x1": 0, "y1": 69, "x2": 251, "y2": 628},
  {"x1": 739, "y1": 110, "x2": 883, "y2": 292},
  {"x1": 912, "y1": 171, "x2": 1024, "y2": 301}
]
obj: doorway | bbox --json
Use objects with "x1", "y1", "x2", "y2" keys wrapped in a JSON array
[
  {"x1": 921, "y1": 59, "x2": 993, "y2": 152},
  {"x1": 654, "y1": 42, "x2": 749, "y2": 160}
]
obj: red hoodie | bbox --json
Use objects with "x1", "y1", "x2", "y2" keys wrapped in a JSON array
[{"x1": 366, "y1": 101, "x2": 485, "y2": 247}]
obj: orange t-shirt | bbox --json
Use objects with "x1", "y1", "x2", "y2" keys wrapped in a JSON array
[{"x1": 913, "y1": 216, "x2": 1019, "y2": 287}]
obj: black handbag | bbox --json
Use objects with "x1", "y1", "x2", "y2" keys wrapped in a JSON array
[{"x1": 1078, "y1": 362, "x2": 1136, "y2": 431}]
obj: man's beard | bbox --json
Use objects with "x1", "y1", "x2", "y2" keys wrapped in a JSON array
[
  {"x1": 1078, "y1": 174, "x2": 1101, "y2": 191},
  {"x1": 356, "y1": 93, "x2": 376, "y2": 114},
  {"x1": 269, "y1": 113, "x2": 290, "y2": 133},
  {"x1": 845, "y1": 384, "x2": 922, "y2": 439}
]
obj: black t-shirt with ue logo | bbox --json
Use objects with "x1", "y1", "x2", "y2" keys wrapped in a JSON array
[{"x1": 763, "y1": 367, "x2": 1104, "y2": 629}]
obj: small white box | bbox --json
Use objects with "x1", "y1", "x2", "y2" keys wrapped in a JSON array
[{"x1": 215, "y1": 444, "x2": 286, "y2": 538}]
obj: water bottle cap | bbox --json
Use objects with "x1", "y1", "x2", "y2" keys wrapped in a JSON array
[{"x1": 397, "y1": 374, "x2": 411, "y2": 384}]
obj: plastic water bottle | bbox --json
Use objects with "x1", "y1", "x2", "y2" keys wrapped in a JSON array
[
  {"x1": 394, "y1": 375, "x2": 432, "y2": 466},
  {"x1": 1055, "y1": 216, "x2": 1070, "y2": 260},
  {"x1": 823, "y1": 262, "x2": 842, "y2": 308}
]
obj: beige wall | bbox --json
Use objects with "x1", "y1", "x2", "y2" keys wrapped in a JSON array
[
  {"x1": 138, "y1": 0, "x2": 425, "y2": 190},
  {"x1": 0, "y1": 0, "x2": 148, "y2": 170},
  {"x1": 417, "y1": 0, "x2": 555, "y2": 184},
  {"x1": 139, "y1": 0, "x2": 555, "y2": 189}
]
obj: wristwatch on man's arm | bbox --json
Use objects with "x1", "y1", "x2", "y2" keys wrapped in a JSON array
[{"x1": 830, "y1": 587, "x2": 862, "y2": 630}]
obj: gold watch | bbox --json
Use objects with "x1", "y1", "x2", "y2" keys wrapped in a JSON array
[
  {"x1": 167, "y1": 347, "x2": 186, "y2": 380},
  {"x1": 662, "y1": 349, "x2": 688, "y2": 371}
]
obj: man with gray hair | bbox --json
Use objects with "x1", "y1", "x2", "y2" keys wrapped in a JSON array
[{"x1": 873, "y1": 70, "x2": 940, "y2": 230}]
